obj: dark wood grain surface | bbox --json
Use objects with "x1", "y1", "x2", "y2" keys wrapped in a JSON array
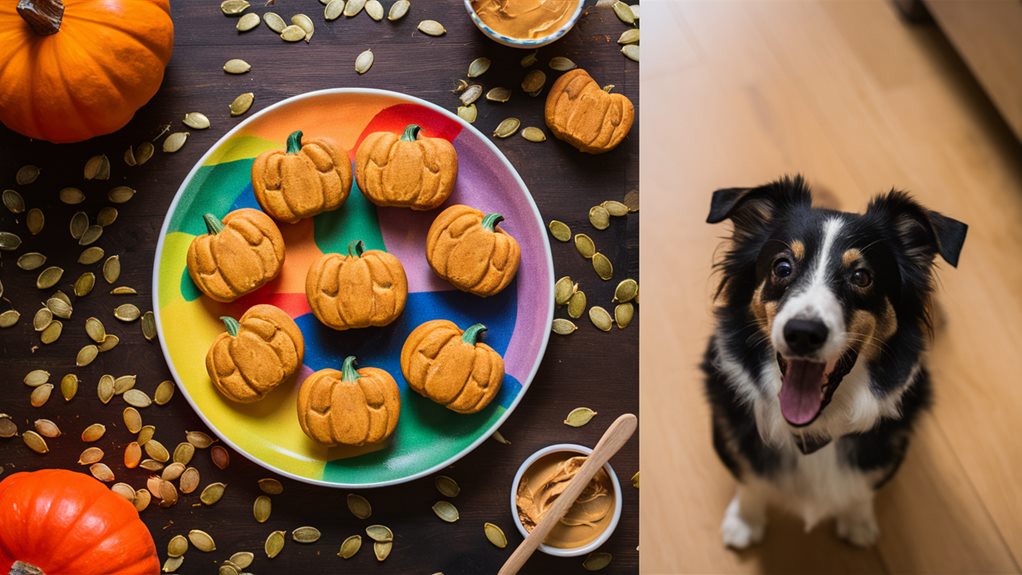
[{"x1": 0, "y1": 1, "x2": 638, "y2": 573}]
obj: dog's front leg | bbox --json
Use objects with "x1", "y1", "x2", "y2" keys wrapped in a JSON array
[
  {"x1": 721, "y1": 484, "x2": 768, "y2": 548},
  {"x1": 835, "y1": 493, "x2": 879, "y2": 547}
]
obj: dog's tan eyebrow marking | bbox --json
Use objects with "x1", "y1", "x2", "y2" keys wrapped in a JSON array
[
  {"x1": 842, "y1": 248, "x2": 862, "y2": 267},
  {"x1": 790, "y1": 240, "x2": 805, "y2": 260}
]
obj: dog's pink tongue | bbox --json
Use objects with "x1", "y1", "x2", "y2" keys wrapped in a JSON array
[{"x1": 780, "y1": 359, "x2": 827, "y2": 426}]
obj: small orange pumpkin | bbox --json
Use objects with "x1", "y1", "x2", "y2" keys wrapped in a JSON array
[
  {"x1": 355, "y1": 124, "x2": 459, "y2": 210},
  {"x1": 252, "y1": 130, "x2": 352, "y2": 223},
  {"x1": 545, "y1": 69, "x2": 635, "y2": 154},
  {"x1": 306, "y1": 240, "x2": 408, "y2": 330},
  {"x1": 0, "y1": 0, "x2": 174, "y2": 143},
  {"x1": 187, "y1": 209, "x2": 285, "y2": 302},
  {"x1": 426, "y1": 204, "x2": 521, "y2": 297},
  {"x1": 297, "y1": 356, "x2": 401, "y2": 446},
  {"x1": 400, "y1": 320, "x2": 504, "y2": 414},
  {"x1": 205, "y1": 304, "x2": 305, "y2": 403}
]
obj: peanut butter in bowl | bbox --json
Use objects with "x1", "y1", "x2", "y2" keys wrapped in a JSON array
[{"x1": 467, "y1": 0, "x2": 584, "y2": 48}]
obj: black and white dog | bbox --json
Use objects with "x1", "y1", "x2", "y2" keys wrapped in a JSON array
[{"x1": 703, "y1": 175, "x2": 967, "y2": 547}]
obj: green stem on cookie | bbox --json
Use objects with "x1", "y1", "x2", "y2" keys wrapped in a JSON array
[
  {"x1": 203, "y1": 213, "x2": 224, "y2": 235},
  {"x1": 401, "y1": 124, "x2": 422, "y2": 142},
  {"x1": 286, "y1": 130, "x2": 304, "y2": 154},
  {"x1": 220, "y1": 316, "x2": 240, "y2": 337},
  {"x1": 481, "y1": 213, "x2": 504, "y2": 232},
  {"x1": 341, "y1": 356, "x2": 360, "y2": 381},
  {"x1": 347, "y1": 240, "x2": 365, "y2": 258},
  {"x1": 461, "y1": 323, "x2": 487, "y2": 345}
]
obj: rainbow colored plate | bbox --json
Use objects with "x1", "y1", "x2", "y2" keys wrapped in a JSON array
[{"x1": 153, "y1": 89, "x2": 554, "y2": 488}]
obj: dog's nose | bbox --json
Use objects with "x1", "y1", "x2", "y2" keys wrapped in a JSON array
[{"x1": 783, "y1": 318, "x2": 829, "y2": 356}]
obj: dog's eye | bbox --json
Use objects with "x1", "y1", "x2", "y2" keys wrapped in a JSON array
[
  {"x1": 772, "y1": 258, "x2": 793, "y2": 279},
  {"x1": 851, "y1": 269, "x2": 872, "y2": 288}
]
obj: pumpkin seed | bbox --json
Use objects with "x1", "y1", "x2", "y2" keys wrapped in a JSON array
[
  {"x1": 552, "y1": 318, "x2": 578, "y2": 335},
  {"x1": 173, "y1": 441, "x2": 194, "y2": 464},
  {"x1": 34, "y1": 418, "x2": 61, "y2": 438},
  {"x1": 90, "y1": 463, "x2": 114, "y2": 482},
  {"x1": 631, "y1": 4, "x2": 640, "y2": 20},
  {"x1": 97, "y1": 207, "x2": 119, "y2": 227},
  {"x1": 417, "y1": 19, "x2": 445, "y2": 36},
  {"x1": 24, "y1": 370, "x2": 50, "y2": 386},
  {"x1": 134, "y1": 488, "x2": 152, "y2": 512},
  {"x1": 53, "y1": 290, "x2": 71, "y2": 305},
  {"x1": 584, "y1": 551, "x2": 613, "y2": 571},
  {"x1": 223, "y1": 59, "x2": 251, "y2": 75},
  {"x1": 388, "y1": 0, "x2": 409, "y2": 21},
  {"x1": 187, "y1": 430, "x2": 215, "y2": 448},
  {"x1": 460, "y1": 84, "x2": 483, "y2": 106},
  {"x1": 521, "y1": 127, "x2": 546, "y2": 142},
  {"x1": 26, "y1": 209, "x2": 44, "y2": 235},
  {"x1": 522, "y1": 70, "x2": 546, "y2": 94},
  {"x1": 220, "y1": 0, "x2": 249, "y2": 15},
  {"x1": 521, "y1": 50, "x2": 538, "y2": 67},
  {"x1": 602, "y1": 200, "x2": 630, "y2": 217},
  {"x1": 45, "y1": 296, "x2": 70, "y2": 319},
  {"x1": 58, "y1": 187, "x2": 85, "y2": 205},
  {"x1": 265, "y1": 530, "x2": 285, "y2": 558},
  {"x1": 2, "y1": 189, "x2": 24, "y2": 213},
  {"x1": 78, "y1": 224, "x2": 103, "y2": 246},
  {"x1": 110, "y1": 286, "x2": 137, "y2": 295},
  {"x1": 589, "y1": 305, "x2": 613, "y2": 331},
  {"x1": 615, "y1": 302, "x2": 635, "y2": 328},
  {"x1": 432, "y1": 500, "x2": 460, "y2": 523},
  {"x1": 565, "y1": 407, "x2": 598, "y2": 427},
  {"x1": 40, "y1": 320, "x2": 62, "y2": 344},
  {"x1": 344, "y1": 0, "x2": 366, "y2": 16},
  {"x1": 486, "y1": 87, "x2": 512, "y2": 103},
  {"x1": 212, "y1": 445, "x2": 231, "y2": 469},
  {"x1": 78, "y1": 246, "x2": 104, "y2": 265},
  {"x1": 589, "y1": 205, "x2": 611, "y2": 230},
  {"x1": 0, "y1": 231, "x2": 21, "y2": 251},
  {"x1": 150, "y1": 380, "x2": 173, "y2": 406},
  {"x1": 348, "y1": 493, "x2": 372, "y2": 519},
  {"x1": 33, "y1": 308, "x2": 53, "y2": 331},
  {"x1": 554, "y1": 276, "x2": 575, "y2": 305},
  {"x1": 16, "y1": 164, "x2": 39, "y2": 185},
  {"x1": 621, "y1": 44, "x2": 640, "y2": 62},
  {"x1": 123, "y1": 389, "x2": 151, "y2": 409},
  {"x1": 612, "y1": 0, "x2": 634, "y2": 24},
  {"x1": 484, "y1": 523, "x2": 507, "y2": 548},
  {"x1": 81, "y1": 422, "x2": 106, "y2": 442},
  {"x1": 168, "y1": 535, "x2": 189, "y2": 557},
  {"x1": 549, "y1": 56, "x2": 577, "y2": 71},
  {"x1": 98, "y1": 334, "x2": 120, "y2": 352},
  {"x1": 366, "y1": 524, "x2": 393, "y2": 542},
  {"x1": 159, "y1": 480, "x2": 179, "y2": 508},
  {"x1": 201, "y1": 482, "x2": 227, "y2": 506},
  {"x1": 137, "y1": 424, "x2": 155, "y2": 446},
  {"x1": 457, "y1": 105, "x2": 477, "y2": 123},
  {"x1": 574, "y1": 234, "x2": 596, "y2": 258},
  {"x1": 189, "y1": 530, "x2": 216, "y2": 552},
  {"x1": 78, "y1": 446, "x2": 103, "y2": 465},
  {"x1": 122, "y1": 405, "x2": 142, "y2": 432},
  {"x1": 293, "y1": 526, "x2": 321, "y2": 543},
  {"x1": 258, "y1": 477, "x2": 284, "y2": 495},
  {"x1": 30, "y1": 384, "x2": 53, "y2": 407},
  {"x1": 84, "y1": 155, "x2": 111, "y2": 180},
  {"x1": 60, "y1": 373, "x2": 79, "y2": 401},
  {"x1": 182, "y1": 112, "x2": 210, "y2": 131},
  {"x1": 324, "y1": 0, "x2": 344, "y2": 20},
  {"x1": 435, "y1": 475, "x2": 460, "y2": 498},
  {"x1": 74, "y1": 272, "x2": 95, "y2": 297},
  {"x1": 23, "y1": 431, "x2": 48, "y2": 454},
  {"x1": 114, "y1": 303, "x2": 141, "y2": 322},
  {"x1": 230, "y1": 92, "x2": 254, "y2": 116},
  {"x1": 292, "y1": 13, "x2": 314, "y2": 41},
  {"x1": 0, "y1": 309, "x2": 19, "y2": 328},
  {"x1": 468, "y1": 57, "x2": 491, "y2": 78},
  {"x1": 135, "y1": 142, "x2": 155, "y2": 165},
  {"x1": 161, "y1": 556, "x2": 182, "y2": 573},
  {"x1": 141, "y1": 311, "x2": 157, "y2": 342},
  {"x1": 124, "y1": 441, "x2": 142, "y2": 468},
  {"x1": 123, "y1": 146, "x2": 137, "y2": 167},
  {"x1": 374, "y1": 541, "x2": 392, "y2": 561},
  {"x1": 83, "y1": 317, "x2": 105, "y2": 343},
  {"x1": 493, "y1": 117, "x2": 521, "y2": 138},
  {"x1": 74, "y1": 345, "x2": 97, "y2": 367},
  {"x1": 492, "y1": 429, "x2": 511, "y2": 444},
  {"x1": 229, "y1": 552, "x2": 253, "y2": 569},
  {"x1": 366, "y1": 0, "x2": 384, "y2": 20},
  {"x1": 1, "y1": 416, "x2": 20, "y2": 438},
  {"x1": 618, "y1": 28, "x2": 640, "y2": 44},
  {"x1": 355, "y1": 49, "x2": 374, "y2": 74},
  {"x1": 236, "y1": 12, "x2": 259, "y2": 31},
  {"x1": 568, "y1": 290, "x2": 587, "y2": 319},
  {"x1": 280, "y1": 24, "x2": 305, "y2": 42},
  {"x1": 253, "y1": 495, "x2": 272, "y2": 523},
  {"x1": 162, "y1": 462, "x2": 186, "y2": 482},
  {"x1": 592, "y1": 252, "x2": 614, "y2": 280},
  {"x1": 613, "y1": 279, "x2": 639, "y2": 304},
  {"x1": 98, "y1": 376, "x2": 114, "y2": 404},
  {"x1": 338, "y1": 534, "x2": 362, "y2": 559},
  {"x1": 163, "y1": 132, "x2": 188, "y2": 153},
  {"x1": 111, "y1": 483, "x2": 135, "y2": 501}
]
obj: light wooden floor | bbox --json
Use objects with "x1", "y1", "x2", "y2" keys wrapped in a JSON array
[{"x1": 639, "y1": 1, "x2": 1022, "y2": 573}]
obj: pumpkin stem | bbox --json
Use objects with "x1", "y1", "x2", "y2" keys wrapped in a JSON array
[
  {"x1": 203, "y1": 214, "x2": 224, "y2": 235},
  {"x1": 401, "y1": 124, "x2": 422, "y2": 142},
  {"x1": 341, "y1": 356, "x2": 360, "y2": 382},
  {"x1": 347, "y1": 240, "x2": 365, "y2": 258},
  {"x1": 17, "y1": 0, "x2": 64, "y2": 36},
  {"x1": 481, "y1": 213, "x2": 504, "y2": 232},
  {"x1": 286, "y1": 130, "x2": 304, "y2": 154},
  {"x1": 10, "y1": 561, "x2": 45, "y2": 575},
  {"x1": 603, "y1": 84, "x2": 616, "y2": 93},
  {"x1": 220, "y1": 316, "x2": 240, "y2": 337},
  {"x1": 461, "y1": 323, "x2": 487, "y2": 345}
]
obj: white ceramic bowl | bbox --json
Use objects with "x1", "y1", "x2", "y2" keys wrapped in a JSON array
[
  {"x1": 464, "y1": 0, "x2": 585, "y2": 49},
  {"x1": 509, "y1": 443, "x2": 623, "y2": 557}
]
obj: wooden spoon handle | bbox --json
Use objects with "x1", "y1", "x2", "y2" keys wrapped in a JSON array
[{"x1": 499, "y1": 413, "x2": 637, "y2": 575}]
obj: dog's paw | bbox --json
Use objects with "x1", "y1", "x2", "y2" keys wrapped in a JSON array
[
  {"x1": 836, "y1": 514, "x2": 879, "y2": 547},
  {"x1": 721, "y1": 497, "x2": 765, "y2": 549}
]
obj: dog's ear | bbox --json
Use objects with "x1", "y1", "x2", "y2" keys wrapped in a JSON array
[
  {"x1": 867, "y1": 191, "x2": 967, "y2": 268},
  {"x1": 707, "y1": 175, "x2": 812, "y2": 241}
]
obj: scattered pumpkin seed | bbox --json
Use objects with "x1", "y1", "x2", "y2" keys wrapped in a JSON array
[
  {"x1": 90, "y1": 463, "x2": 114, "y2": 482},
  {"x1": 293, "y1": 526, "x2": 321, "y2": 543},
  {"x1": 229, "y1": 552, "x2": 253, "y2": 570},
  {"x1": 0, "y1": 416, "x2": 15, "y2": 439},
  {"x1": 122, "y1": 405, "x2": 142, "y2": 433},
  {"x1": 189, "y1": 530, "x2": 216, "y2": 552},
  {"x1": 34, "y1": 418, "x2": 61, "y2": 438},
  {"x1": 212, "y1": 445, "x2": 231, "y2": 469},
  {"x1": 56, "y1": 187, "x2": 85, "y2": 205},
  {"x1": 417, "y1": 19, "x2": 445, "y2": 36},
  {"x1": 592, "y1": 252, "x2": 614, "y2": 280},
  {"x1": 201, "y1": 482, "x2": 227, "y2": 506},
  {"x1": 125, "y1": 389, "x2": 152, "y2": 408},
  {"x1": 460, "y1": 84, "x2": 483, "y2": 106},
  {"x1": 520, "y1": 50, "x2": 538, "y2": 67},
  {"x1": 612, "y1": 1, "x2": 634, "y2": 24},
  {"x1": 97, "y1": 207, "x2": 119, "y2": 227},
  {"x1": 355, "y1": 49, "x2": 374, "y2": 74},
  {"x1": 135, "y1": 142, "x2": 155, "y2": 165},
  {"x1": 452, "y1": 79, "x2": 469, "y2": 94},
  {"x1": 468, "y1": 57, "x2": 491, "y2": 78},
  {"x1": 137, "y1": 425, "x2": 155, "y2": 446},
  {"x1": 254, "y1": 495, "x2": 272, "y2": 523},
  {"x1": 114, "y1": 303, "x2": 141, "y2": 322},
  {"x1": 83, "y1": 318, "x2": 106, "y2": 343},
  {"x1": 265, "y1": 530, "x2": 285, "y2": 558},
  {"x1": 552, "y1": 318, "x2": 578, "y2": 335},
  {"x1": 173, "y1": 441, "x2": 194, "y2": 465},
  {"x1": 230, "y1": 92, "x2": 255, "y2": 116},
  {"x1": 631, "y1": 4, "x2": 640, "y2": 20},
  {"x1": 161, "y1": 556, "x2": 182, "y2": 573},
  {"x1": 24, "y1": 370, "x2": 50, "y2": 386},
  {"x1": 141, "y1": 311, "x2": 157, "y2": 341},
  {"x1": 0, "y1": 231, "x2": 22, "y2": 251},
  {"x1": 78, "y1": 224, "x2": 103, "y2": 245},
  {"x1": 602, "y1": 200, "x2": 630, "y2": 217},
  {"x1": 457, "y1": 105, "x2": 478, "y2": 123},
  {"x1": 168, "y1": 535, "x2": 188, "y2": 558},
  {"x1": 2, "y1": 189, "x2": 25, "y2": 213},
  {"x1": 162, "y1": 462, "x2": 186, "y2": 482},
  {"x1": 220, "y1": 0, "x2": 249, "y2": 15},
  {"x1": 263, "y1": 11, "x2": 285, "y2": 32},
  {"x1": 163, "y1": 132, "x2": 188, "y2": 153},
  {"x1": 292, "y1": 13, "x2": 314, "y2": 41},
  {"x1": 484, "y1": 523, "x2": 507, "y2": 548},
  {"x1": 549, "y1": 56, "x2": 577, "y2": 71},
  {"x1": 0, "y1": 310, "x2": 17, "y2": 329},
  {"x1": 113, "y1": 483, "x2": 137, "y2": 502},
  {"x1": 589, "y1": 205, "x2": 611, "y2": 230},
  {"x1": 223, "y1": 58, "x2": 251, "y2": 74},
  {"x1": 78, "y1": 446, "x2": 103, "y2": 465},
  {"x1": 74, "y1": 272, "x2": 95, "y2": 297},
  {"x1": 554, "y1": 276, "x2": 575, "y2": 305},
  {"x1": 159, "y1": 480, "x2": 179, "y2": 508},
  {"x1": 615, "y1": 302, "x2": 634, "y2": 328},
  {"x1": 366, "y1": 524, "x2": 393, "y2": 542},
  {"x1": 618, "y1": 28, "x2": 640, "y2": 44},
  {"x1": 432, "y1": 500, "x2": 460, "y2": 523},
  {"x1": 183, "y1": 112, "x2": 210, "y2": 131},
  {"x1": 565, "y1": 407, "x2": 598, "y2": 427},
  {"x1": 568, "y1": 290, "x2": 587, "y2": 319},
  {"x1": 621, "y1": 44, "x2": 640, "y2": 62},
  {"x1": 613, "y1": 279, "x2": 639, "y2": 303},
  {"x1": 30, "y1": 384, "x2": 53, "y2": 407},
  {"x1": 178, "y1": 467, "x2": 200, "y2": 493},
  {"x1": 258, "y1": 477, "x2": 284, "y2": 495},
  {"x1": 236, "y1": 12, "x2": 260, "y2": 31},
  {"x1": 574, "y1": 234, "x2": 596, "y2": 258},
  {"x1": 26, "y1": 209, "x2": 43, "y2": 235},
  {"x1": 32, "y1": 308, "x2": 52, "y2": 331},
  {"x1": 374, "y1": 541, "x2": 392, "y2": 562},
  {"x1": 522, "y1": 69, "x2": 547, "y2": 94},
  {"x1": 124, "y1": 441, "x2": 142, "y2": 468},
  {"x1": 492, "y1": 429, "x2": 511, "y2": 444},
  {"x1": 493, "y1": 117, "x2": 521, "y2": 138},
  {"x1": 98, "y1": 334, "x2": 120, "y2": 352},
  {"x1": 114, "y1": 375, "x2": 137, "y2": 395},
  {"x1": 60, "y1": 373, "x2": 79, "y2": 401},
  {"x1": 123, "y1": 146, "x2": 137, "y2": 166},
  {"x1": 589, "y1": 305, "x2": 613, "y2": 331},
  {"x1": 23, "y1": 430, "x2": 49, "y2": 453},
  {"x1": 486, "y1": 87, "x2": 512, "y2": 103},
  {"x1": 324, "y1": 0, "x2": 344, "y2": 20},
  {"x1": 344, "y1": 0, "x2": 366, "y2": 16},
  {"x1": 152, "y1": 379, "x2": 174, "y2": 406},
  {"x1": 84, "y1": 154, "x2": 111, "y2": 180},
  {"x1": 109, "y1": 286, "x2": 136, "y2": 295},
  {"x1": 435, "y1": 475, "x2": 460, "y2": 498},
  {"x1": 366, "y1": 0, "x2": 384, "y2": 20},
  {"x1": 584, "y1": 551, "x2": 613, "y2": 571},
  {"x1": 46, "y1": 297, "x2": 71, "y2": 319},
  {"x1": 348, "y1": 493, "x2": 372, "y2": 519},
  {"x1": 388, "y1": 0, "x2": 409, "y2": 21},
  {"x1": 280, "y1": 24, "x2": 305, "y2": 42},
  {"x1": 338, "y1": 534, "x2": 362, "y2": 559},
  {"x1": 40, "y1": 319, "x2": 62, "y2": 344},
  {"x1": 134, "y1": 488, "x2": 152, "y2": 512},
  {"x1": 77, "y1": 246, "x2": 104, "y2": 265},
  {"x1": 82, "y1": 422, "x2": 106, "y2": 442},
  {"x1": 187, "y1": 430, "x2": 215, "y2": 448},
  {"x1": 521, "y1": 127, "x2": 546, "y2": 142},
  {"x1": 75, "y1": 344, "x2": 97, "y2": 367},
  {"x1": 16, "y1": 164, "x2": 39, "y2": 185}
]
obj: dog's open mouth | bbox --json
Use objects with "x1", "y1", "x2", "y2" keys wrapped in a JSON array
[{"x1": 777, "y1": 349, "x2": 858, "y2": 427}]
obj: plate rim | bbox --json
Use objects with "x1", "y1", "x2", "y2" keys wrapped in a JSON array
[{"x1": 151, "y1": 87, "x2": 555, "y2": 489}]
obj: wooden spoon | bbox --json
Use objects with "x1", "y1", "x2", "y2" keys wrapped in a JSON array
[{"x1": 499, "y1": 413, "x2": 638, "y2": 575}]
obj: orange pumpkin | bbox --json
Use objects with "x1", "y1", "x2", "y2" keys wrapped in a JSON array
[
  {"x1": 355, "y1": 124, "x2": 458, "y2": 210},
  {"x1": 426, "y1": 204, "x2": 521, "y2": 297},
  {"x1": 400, "y1": 320, "x2": 504, "y2": 414},
  {"x1": 0, "y1": 0, "x2": 174, "y2": 144},
  {"x1": 187, "y1": 209, "x2": 286, "y2": 303},
  {"x1": 545, "y1": 69, "x2": 635, "y2": 154},
  {"x1": 306, "y1": 240, "x2": 408, "y2": 330},
  {"x1": 252, "y1": 130, "x2": 352, "y2": 223},
  {"x1": 0, "y1": 469, "x2": 160, "y2": 575},
  {"x1": 297, "y1": 356, "x2": 401, "y2": 446},
  {"x1": 206, "y1": 304, "x2": 305, "y2": 403}
]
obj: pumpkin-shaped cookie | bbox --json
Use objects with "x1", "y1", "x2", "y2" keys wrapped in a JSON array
[
  {"x1": 545, "y1": 69, "x2": 634, "y2": 154},
  {"x1": 205, "y1": 304, "x2": 305, "y2": 403},
  {"x1": 297, "y1": 356, "x2": 401, "y2": 446},
  {"x1": 252, "y1": 130, "x2": 352, "y2": 223},
  {"x1": 187, "y1": 209, "x2": 285, "y2": 302},
  {"x1": 305, "y1": 240, "x2": 408, "y2": 330},
  {"x1": 426, "y1": 205, "x2": 521, "y2": 297},
  {"x1": 400, "y1": 320, "x2": 504, "y2": 414},
  {"x1": 355, "y1": 124, "x2": 458, "y2": 210}
]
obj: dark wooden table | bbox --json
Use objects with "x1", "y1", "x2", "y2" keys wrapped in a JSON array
[{"x1": 0, "y1": 2, "x2": 638, "y2": 573}]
